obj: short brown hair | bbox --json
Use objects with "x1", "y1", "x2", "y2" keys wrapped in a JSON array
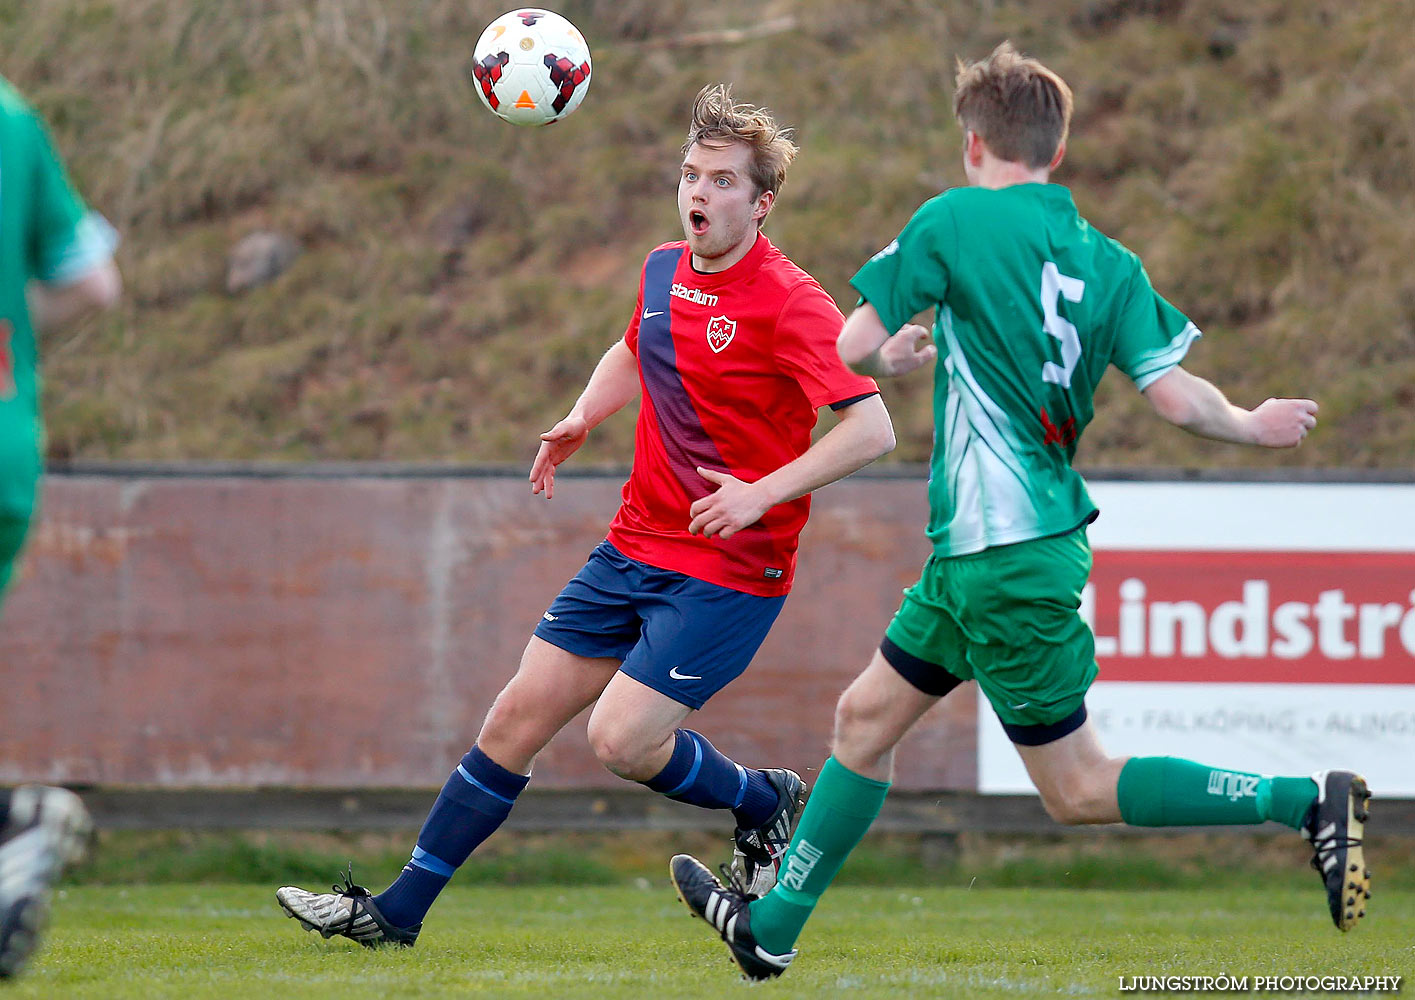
[
  {"x1": 682, "y1": 84, "x2": 799, "y2": 200},
  {"x1": 953, "y1": 41, "x2": 1073, "y2": 169}
]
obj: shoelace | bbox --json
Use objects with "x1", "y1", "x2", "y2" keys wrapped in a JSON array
[
  {"x1": 1307, "y1": 831, "x2": 1362, "y2": 874},
  {"x1": 718, "y1": 860, "x2": 753, "y2": 899},
  {"x1": 332, "y1": 862, "x2": 371, "y2": 899}
]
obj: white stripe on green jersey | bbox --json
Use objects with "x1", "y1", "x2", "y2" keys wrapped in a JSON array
[{"x1": 852, "y1": 183, "x2": 1200, "y2": 557}]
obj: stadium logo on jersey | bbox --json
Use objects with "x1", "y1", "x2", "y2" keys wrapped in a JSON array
[
  {"x1": 670, "y1": 282, "x2": 719, "y2": 307},
  {"x1": 706, "y1": 315, "x2": 737, "y2": 353}
]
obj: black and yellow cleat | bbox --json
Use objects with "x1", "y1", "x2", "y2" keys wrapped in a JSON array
[
  {"x1": 1301, "y1": 769, "x2": 1371, "y2": 931},
  {"x1": 670, "y1": 853, "x2": 796, "y2": 981}
]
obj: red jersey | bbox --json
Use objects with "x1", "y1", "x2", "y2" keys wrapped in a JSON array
[{"x1": 608, "y1": 234, "x2": 878, "y2": 596}]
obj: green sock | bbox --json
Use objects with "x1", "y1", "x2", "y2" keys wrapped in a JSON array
[
  {"x1": 1118, "y1": 757, "x2": 1317, "y2": 830},
  {"x1": 1265, "y1": 775, "x2": 1319, "y2": 830},
  {"x1": 749, "y1": 756, "x2": 890, "y2": 955}
]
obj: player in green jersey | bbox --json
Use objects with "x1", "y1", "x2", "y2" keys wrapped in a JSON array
[
  {"x1": 0, "y1": 74, "x2": 118, "y2": 979},
  {"x1": 669, "y1": 42, "x2": 1369, "y2": 980}
]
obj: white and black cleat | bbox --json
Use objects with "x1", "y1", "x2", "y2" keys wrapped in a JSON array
[
  {"x1": 670, "y1": 853, "x2": 795, "y2": 981},
  {"x1": 276, "y1": 866, "x2": 419, "y2": 948},
  {"x1": 1301, "y1": 769, "x2": 1371, "y2": 931},
  {"x1": 729, "y1": 768, "x2": 808, "y2": 898},
  {"x1": 0, "y1": 786, "x2": 92, "y2": 978},
  {"x1": 0, "y1": 895, "x2": 48, "y2": 980}
]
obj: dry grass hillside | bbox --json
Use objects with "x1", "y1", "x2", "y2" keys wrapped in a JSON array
[{"x1": 4, "y1": 0, "x2": 1412, "y2": 469}]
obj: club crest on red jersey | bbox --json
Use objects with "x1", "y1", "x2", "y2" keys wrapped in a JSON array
[{"x1": 706, "y1": 315, "x2": 737, "y2": 354}]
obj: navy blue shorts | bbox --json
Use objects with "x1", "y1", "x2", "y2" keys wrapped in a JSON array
[{"x1": 533, "y1": 541, "x2": 787, "y2": 709}]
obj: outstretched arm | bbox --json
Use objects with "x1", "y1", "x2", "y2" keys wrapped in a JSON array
[
  {"x1": 1142, "y1": 366, "x2": 1317, "y2": 448},
  {"x1": 688, "y1": 394, "x2": 895, "y2": 539},
  {"x1": 529, "y1": 338, "x2": 640, "y2": 498},
  {"x1": 27, "y1": 260, "x2": 122, "y2": 333}
]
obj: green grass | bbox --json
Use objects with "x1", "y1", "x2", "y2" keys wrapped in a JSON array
[
  {"x1": 10, "y1": 884, "x2": 1413, "y2": 999},
  {"x1": 63, "y1": 827, "x2": 1415, "y2": 892},
  {"x1": 14, "y1": 830, "x2": 1415, "y2": 996}
]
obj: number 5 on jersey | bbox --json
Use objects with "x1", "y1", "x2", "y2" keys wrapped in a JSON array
[{"x1": 1040, "y1": 262, "x2": 1084, "y2": 389}]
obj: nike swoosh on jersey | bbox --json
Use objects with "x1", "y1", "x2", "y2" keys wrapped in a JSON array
[
  {"x1": 668, "y1": 666, "x2": 702, "y2": 681},
  {"x1": 642, "y1": 310, "x2": 664, "y2": 319}
]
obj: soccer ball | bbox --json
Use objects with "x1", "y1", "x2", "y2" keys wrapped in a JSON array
[{"x1": 470, "y1": 8, "x2": 592, "y2": 127}]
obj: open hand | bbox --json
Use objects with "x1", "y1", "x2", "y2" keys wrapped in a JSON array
[{"x1": 529, "y1": 415, "x2": 590, "y2": 498}]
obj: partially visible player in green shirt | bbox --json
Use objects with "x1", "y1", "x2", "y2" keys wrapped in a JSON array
[
  {"x1": 0, "y1": 74, "x2": 118, "y2": 979},
  {"x1": 670, "y1": 42, "x2": 1369, "y2": 980}
]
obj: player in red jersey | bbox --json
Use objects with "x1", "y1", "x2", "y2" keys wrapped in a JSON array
[{"x1": 276, "y1": 85, "x2": 895, "y2": 946}]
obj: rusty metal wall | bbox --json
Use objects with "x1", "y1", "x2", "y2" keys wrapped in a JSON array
[{"x1": 0, "y1": 469, "x2": 976, "y2": 791}]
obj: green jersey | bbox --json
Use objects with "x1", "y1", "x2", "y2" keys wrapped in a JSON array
[
  {"x1": 0, "y1": 75, "x2": 117, "y2": 518},
  {"x1": 851, "y1": 184, "x2": 1197, "y2": 557}
]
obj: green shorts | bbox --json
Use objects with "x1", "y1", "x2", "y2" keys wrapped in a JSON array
[
  {"x1": 883, "y1": 526, "x2": 1097, "y2": 734},
  {"x1": 0, "y1": 413, "x2": 40, "y2": 604},
  {"x1": 0, "y1": 514, "x2": 31, "y2": 605}
]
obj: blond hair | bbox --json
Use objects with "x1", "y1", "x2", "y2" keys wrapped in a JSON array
[
  {"x1": 682, "y1": 84, "x2": 799, "y2": 201},
  {"x1": 953, "y1": 41, "x2": 1073, "y2": 169}
]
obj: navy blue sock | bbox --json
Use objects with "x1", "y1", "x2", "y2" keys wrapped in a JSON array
[
  {"x1": 373, "y1": 745, "x2": 529, "y2": 928},
  {"x1": 642, "y1": 729, "x2": 776, "y2": 827},
  {"x1": 733, "y1": 768, "x2": 781, "y2": 829}
]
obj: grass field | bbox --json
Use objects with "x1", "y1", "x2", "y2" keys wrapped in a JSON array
[{"x1": 9, "y1": 882, "x2": 1412, "y2": 999}]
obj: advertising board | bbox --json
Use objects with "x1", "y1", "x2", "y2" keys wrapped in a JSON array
[{"x1": 978, "y1": 482, "x2": 1415, "y2": 795}]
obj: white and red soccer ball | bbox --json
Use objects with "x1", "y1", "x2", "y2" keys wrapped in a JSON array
[{"x1": 471, "y1": 8, "x2": 592, "y2": 126}]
